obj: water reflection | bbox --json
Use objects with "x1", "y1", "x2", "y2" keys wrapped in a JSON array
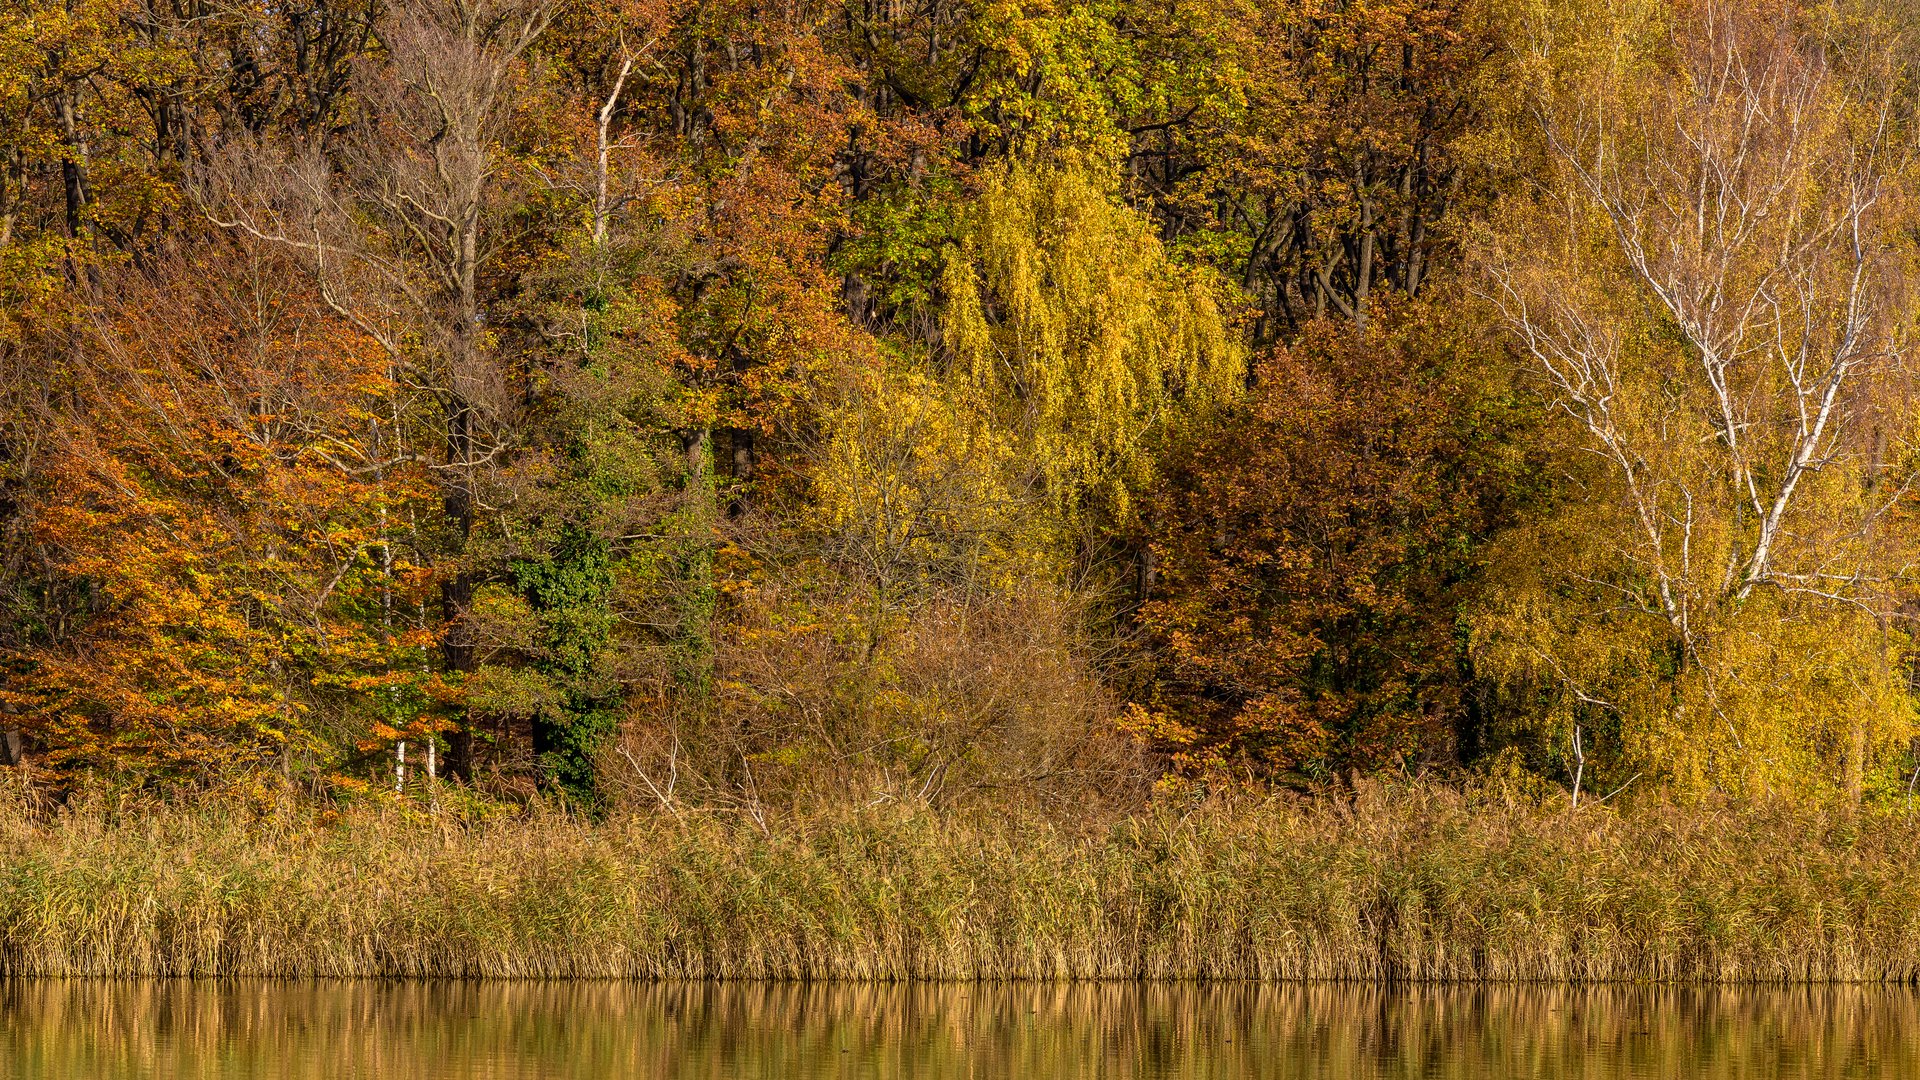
[{"x1": 0, "y1": 980, "x2": 1915, "y2": 1078}]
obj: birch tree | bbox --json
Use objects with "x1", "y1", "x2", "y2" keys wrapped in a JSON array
[{"x1": 1479, "y1": 0, "x2": 1920, "y2": 799}]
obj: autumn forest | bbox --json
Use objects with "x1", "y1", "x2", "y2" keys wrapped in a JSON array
[{"x1": 8, "y1": 0, "x2": 1920, "y2": 837}]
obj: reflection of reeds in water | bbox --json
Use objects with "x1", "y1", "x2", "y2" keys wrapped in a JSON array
[
  {"x1": 7, "y1": 784, "x2": 1920, "y2": 981},
  {"x1": 1, "y1": 981, "x2": 1917, "y2": 1079}
]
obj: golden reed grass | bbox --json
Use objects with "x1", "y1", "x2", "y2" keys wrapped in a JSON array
[{"x1": 3, "y1": 780, "x2": 1919, "y2": 981}]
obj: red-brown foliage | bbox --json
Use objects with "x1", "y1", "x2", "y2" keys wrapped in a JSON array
[{"x1": 1129, "y1": 308, "x2": 1526, "y2": 783}]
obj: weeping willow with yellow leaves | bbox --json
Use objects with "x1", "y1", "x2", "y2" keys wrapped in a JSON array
[
  {"x1": 940, "y1": 160, "x2": 1244, "y2": 528},
  {"x1": 815, "y1": 159, "x2": 1244, "y2": 597}
]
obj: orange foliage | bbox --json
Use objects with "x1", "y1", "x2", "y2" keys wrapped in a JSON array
[{"x1": 2, "y1": 247, "x2": 431, "y2": 783}]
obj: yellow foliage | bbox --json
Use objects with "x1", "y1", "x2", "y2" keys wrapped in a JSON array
[
  {"x1": 814, "y1": 158, "x2": 1242, "y2": 600},
  {"x1": 814, "y1": 362, "x2": 1057, "y2": 593},
  {"x1": 1472, "y1": 0, "x2": 1920, "y2": 803},
  {"x1": 941, "y1": 159, "x2": 1243, "y2": 524},
  {"x1": 1473, "y1": 498, "x2": 1917, "y2": 802}
]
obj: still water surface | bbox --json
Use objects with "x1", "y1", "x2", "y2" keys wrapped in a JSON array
[{"x1": 2, "y1": 980, "x2": 1917, "y2": 1078}]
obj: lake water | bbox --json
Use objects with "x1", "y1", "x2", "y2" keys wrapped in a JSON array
[{"x1": 1, "y1": 980, "x2": 1916, "y2": 1078}]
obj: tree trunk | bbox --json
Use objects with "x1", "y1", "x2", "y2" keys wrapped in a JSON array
[
  {"x1": 54, "y1": 82, "x2": 91, "y2": 242},
  {"x1": 441, "y1": 390, "x2": 478, "y2": 780}
]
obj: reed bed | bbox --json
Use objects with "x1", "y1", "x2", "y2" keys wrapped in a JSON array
[{"x1": 3, "y1": 782, "x2": 1920, "y2": 981}]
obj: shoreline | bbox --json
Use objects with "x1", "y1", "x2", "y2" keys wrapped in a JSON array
[{"x1": 4, "y1": 785, "x2": 1918, "y2": 983}]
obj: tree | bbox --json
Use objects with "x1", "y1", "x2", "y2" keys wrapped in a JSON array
[
  {"x1": 203, "y1": 0, "x2": 555, "y2": 779},
  {"x1": 0, "y1": 245, "x2": 423, "y2": 786},
  {"x1": 941, "y1": 159, "x2": 1243, "y2": 531},
  {"x1": 1139, "y1": 0, "x2": 1505, "y2": 338},
  {"x1": 1478, "y1": 0, "x2": 1920, "y2": 800},
  {"x1": 1128, "y1": 306, "x2": 1529, "y2": 784}
]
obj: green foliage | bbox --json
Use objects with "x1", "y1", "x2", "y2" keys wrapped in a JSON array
[
  {"x1": 833, "y1": 178, "x2": 964, "y2": 327},
  {"x1": 511, "y1": 526, "x2": 620, "y2": 805}
]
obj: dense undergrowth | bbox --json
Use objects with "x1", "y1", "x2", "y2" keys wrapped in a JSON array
[{"x1": 5, "y1": 780, "x2": 1920, "y2": 982}]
